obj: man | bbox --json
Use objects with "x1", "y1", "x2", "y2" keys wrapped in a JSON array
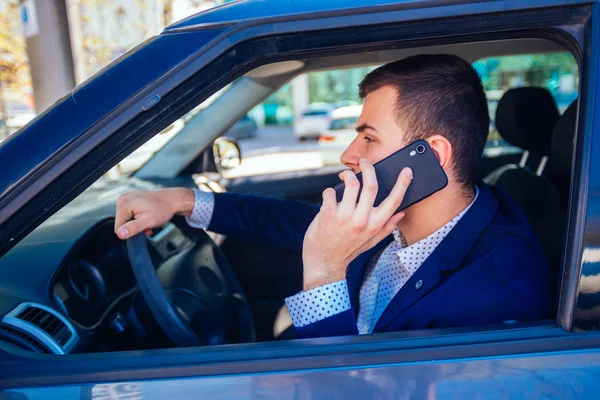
[{"x1": 115, "y1": 54, "x2": 553, "y2": 339}]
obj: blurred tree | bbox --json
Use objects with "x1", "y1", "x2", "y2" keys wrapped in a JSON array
[
  {"x1": 163, "y1": 0, "x2": 174, "y2": 27},
  {"x1": 0, "y1": 0, "x2": 33, "y2": 137},
  {"x1": 308, "y1": 67, "x2": 374, "y2": 105},
  {"x1": 75, "y1": 0, "x2": 163, "y2": 79}
]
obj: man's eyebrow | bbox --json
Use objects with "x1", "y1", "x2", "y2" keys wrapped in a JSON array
[{"x1": 356, "y1": 123, "x2": 378, "y2": 133}]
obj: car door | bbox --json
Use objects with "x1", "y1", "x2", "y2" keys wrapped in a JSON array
[{"x1": 2, "y1": 0, "x2": 600, "y2": 397}]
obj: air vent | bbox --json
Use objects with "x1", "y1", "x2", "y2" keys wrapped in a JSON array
[
  {"x1": 16, "y1": 306, "x2": 72, "y2": 346},
  {"x1": 0, "y1": 323, "x2": 51, "y2": 354},
  {"x1": 2, "y1": 303, "x2": 78, "y2": 354}
]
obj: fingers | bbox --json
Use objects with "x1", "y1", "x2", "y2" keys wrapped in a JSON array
[
  {"x1": 116, "y1": 217, "x2": 150, "y2": 240},
  {"x1": 114, "y1": 194, "x2": 133, "y2": 236},
  {"x1": 321, "y1": 187, "x2": 337, "y2": 213},
  {"x1": 377, "y1": 167, "x2": 413, "y2": 219},
  {"x1": 355, "y1": 159, "x2": 378, "y2": 221},
  {"x1": 362, "y1": 211, "x2": 406, "y2": 250},
  {"x1": 115, "y1": 192, "x2": 157, "y2": 240},
  {"x1": 338, "y1": 170, "x2": 360, "y2": 218}
]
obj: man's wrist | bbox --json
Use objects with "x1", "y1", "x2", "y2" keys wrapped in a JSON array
[
  {"x1": 172, "y1": 187, "x2": 196, "y2": 217},
  {"x1": 303, "y1": 265, "x2": 346, "y2": 291}
]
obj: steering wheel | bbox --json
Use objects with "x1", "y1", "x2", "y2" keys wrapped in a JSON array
[{"x1": 126, "y1": 225, "x2": 255, "y2": 347}]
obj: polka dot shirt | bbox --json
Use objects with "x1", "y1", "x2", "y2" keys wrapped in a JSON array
[
  {"x1": 286, "y1": 186, "x2": 479, "y2": 332},
  {"x1": 186, "y1": 189, "x2": 215, "y2": 229},
  {"x1": 285, "y1": 280, "x2": 352, "y2": 327}
]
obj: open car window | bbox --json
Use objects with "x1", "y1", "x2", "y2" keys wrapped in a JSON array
[
  {"x1": 122, "y1": 52, "x2": 579, "y2": 184},
  {"x1": 475, "y1": 52, "x2": 578, "y2": 150}
]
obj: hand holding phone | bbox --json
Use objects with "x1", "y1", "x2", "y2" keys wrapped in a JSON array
[
  {"x1": 334, "y1": 140, "x2": 448, "y2": 213},
  {"x1": 302, "y1": 160, "x2": 413, "y2": 290}
]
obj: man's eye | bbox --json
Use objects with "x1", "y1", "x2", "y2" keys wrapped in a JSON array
[{"x1": 364, "y1": 136, "x2": 375, "y2": 143}]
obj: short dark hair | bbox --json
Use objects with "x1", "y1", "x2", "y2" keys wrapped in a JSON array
[{"x1": 359, "y1": 54, "x2": 489, "y2": 187}]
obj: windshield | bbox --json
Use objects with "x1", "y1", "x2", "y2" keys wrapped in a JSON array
[{"x1": 110, "y1": 86, "x2": 230, "y2": 177}]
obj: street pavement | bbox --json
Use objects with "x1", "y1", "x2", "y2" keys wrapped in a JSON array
[
  {"x1": 110, "y1": 125, "x2": 340, "y2": 179},
  {"x1": 237, "y1": 126, "x2": 320, "y2": 158},
  {"x1": 226, "y1": 125, "x2": 334, "y2": 178}
]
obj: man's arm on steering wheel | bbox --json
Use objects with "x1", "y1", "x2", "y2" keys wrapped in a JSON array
[{"x1": 114, "y1": 187, "x2": 319, "y2": 252}]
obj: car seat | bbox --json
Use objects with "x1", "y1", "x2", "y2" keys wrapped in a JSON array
[
  {"x1": 534, "y1": 101, "x2": 578, "y2": 282},
  {"x1": 484, "y1": 87, "x2": 561, "y2": 224}
]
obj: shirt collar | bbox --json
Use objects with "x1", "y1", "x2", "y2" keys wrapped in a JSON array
[{"x1": 393, "y1": 185, "x2": 479, "y2": 257}]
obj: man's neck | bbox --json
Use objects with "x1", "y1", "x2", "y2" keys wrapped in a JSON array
[{"x1": 397, "y1": 184, "x2": 475, "y2": 246}]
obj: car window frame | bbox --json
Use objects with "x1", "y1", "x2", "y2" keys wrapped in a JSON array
[
  {"x1": 0, "y1": 0, "x2": 595, "y2": 389},
  {"x1": 0, "y1": 3, "x2": 587, "y2": 257}
]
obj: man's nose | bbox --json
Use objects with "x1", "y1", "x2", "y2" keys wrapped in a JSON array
[{"x1": 341, "y1": 139, "x2": 361, "y2": 171}]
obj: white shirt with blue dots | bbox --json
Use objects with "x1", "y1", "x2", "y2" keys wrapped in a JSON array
[
  {"x1": 187, "y1": 187, "x2": 478, "y2": 334},
  {"x1": 185, "y1": 189, "x2": 215, "y2": 228}
]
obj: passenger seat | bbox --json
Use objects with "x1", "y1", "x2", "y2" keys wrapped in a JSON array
[
  {"x1": 484, "y1": 87, "x2": 561, "y2": 224},
  {"x1": 534, "y1": 101, "x2": 578, "y2": 280},
  {"x1": 544, "y1": 101, "x2": 578, "y2": 210}
]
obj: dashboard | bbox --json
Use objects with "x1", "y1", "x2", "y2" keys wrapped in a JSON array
[
  {"x1": 0, "y1": 178, "x2": 211, "y2": 355},
  {"x1": 0, "y1": 213, "x2": 194, "y2": 355},
  {"x1": 52, "y1": 220, "x2": 136, "y2": 328}
]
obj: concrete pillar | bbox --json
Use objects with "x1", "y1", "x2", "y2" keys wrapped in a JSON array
[
  {"x1": 291, "y1": 73, "x2": 309, "y2": 117},
  {"x1": 22, "y1": 0, "x2": 75, "y2": 113}
]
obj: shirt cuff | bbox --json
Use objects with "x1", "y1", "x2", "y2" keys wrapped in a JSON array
[
  {"x1": 185, "y1": 189, "x2": 215, "y2": 229},
  {"x1": 284, "y1": 280, "x2": 352, "y2": 328}
]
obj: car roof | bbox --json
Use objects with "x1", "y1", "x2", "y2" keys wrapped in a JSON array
[
  {"x1": 332, "y1": 105, "x2": 363, "y2": 118},
  {"x1": 166, "y1": 0, "x2": 424, "y2": 32},
  {"x1": 168, "y1": 0, "x2": 576, "y2": 33}
]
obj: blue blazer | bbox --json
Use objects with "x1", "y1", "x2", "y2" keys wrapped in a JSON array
[{"x1": 207, "y1": 182, "x2": 554, "y2": 338}]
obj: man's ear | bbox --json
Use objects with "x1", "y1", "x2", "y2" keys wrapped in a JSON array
[{"x1": 426, "y1": 135, "x2": 453, "y2": 170}]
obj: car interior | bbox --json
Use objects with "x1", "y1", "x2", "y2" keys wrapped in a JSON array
[{"x1": 0, "y1": 36, "x2": 579, "y2": 355}]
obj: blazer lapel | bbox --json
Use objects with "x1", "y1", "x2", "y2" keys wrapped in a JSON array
[
  {"x1": 372, "y1": 253, "x2": 443, "y2": 332},
  {"x1": 372, "y1": 182, "x2": 499, "y2": 332}
]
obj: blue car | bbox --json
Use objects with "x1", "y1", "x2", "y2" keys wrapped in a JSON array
[{"x1": 0, "y1": 0, "x2": 599, "y2": 398}]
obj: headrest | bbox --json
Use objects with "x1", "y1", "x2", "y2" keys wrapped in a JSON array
[
  {"x1": 495, "y1": 87, "x2": 559, "y2": 155},
  {"x1": 543, "y1": 100, "x2": 577, "y2": 209},
  {"x1": 550, "y1": 101, "x2": 577, "y2": 173}
]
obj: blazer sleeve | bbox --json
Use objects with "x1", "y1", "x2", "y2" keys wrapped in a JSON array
[
  {"x1": 295, "y1": 309, "x2": 359, "y2": 338},
  {"x1": 207, "y1": 192, "x2": 320, "y2": 252}
]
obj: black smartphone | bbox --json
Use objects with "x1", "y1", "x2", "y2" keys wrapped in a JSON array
[{"x1": 334, "y1": 139, "x2": 448, "y2": 213}]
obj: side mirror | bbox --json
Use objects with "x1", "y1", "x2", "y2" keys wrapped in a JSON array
[{"x1": 213, "y1": 137, "x2": 241, "y2": 172}]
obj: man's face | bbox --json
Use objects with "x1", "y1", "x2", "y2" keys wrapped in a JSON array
[{"x1": 340, "y1": 86, "x2": 407, "y2": 174}]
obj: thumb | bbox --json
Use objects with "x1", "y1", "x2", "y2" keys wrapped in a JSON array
[{"x1": 116, "y1": 218, "x2": 150, "y2": 240}]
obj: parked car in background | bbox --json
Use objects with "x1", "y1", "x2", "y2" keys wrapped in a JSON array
[
  {"x1": 318, "y1": 104, "x2": 362, "y2": 165},
  {"x1": 294, "y1": 102, "x2": 335, "y2": 140}
]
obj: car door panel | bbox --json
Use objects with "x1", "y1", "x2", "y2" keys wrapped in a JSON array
[{"x1": 4, "y1": 327, "x2": 600, "y2": 398}]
